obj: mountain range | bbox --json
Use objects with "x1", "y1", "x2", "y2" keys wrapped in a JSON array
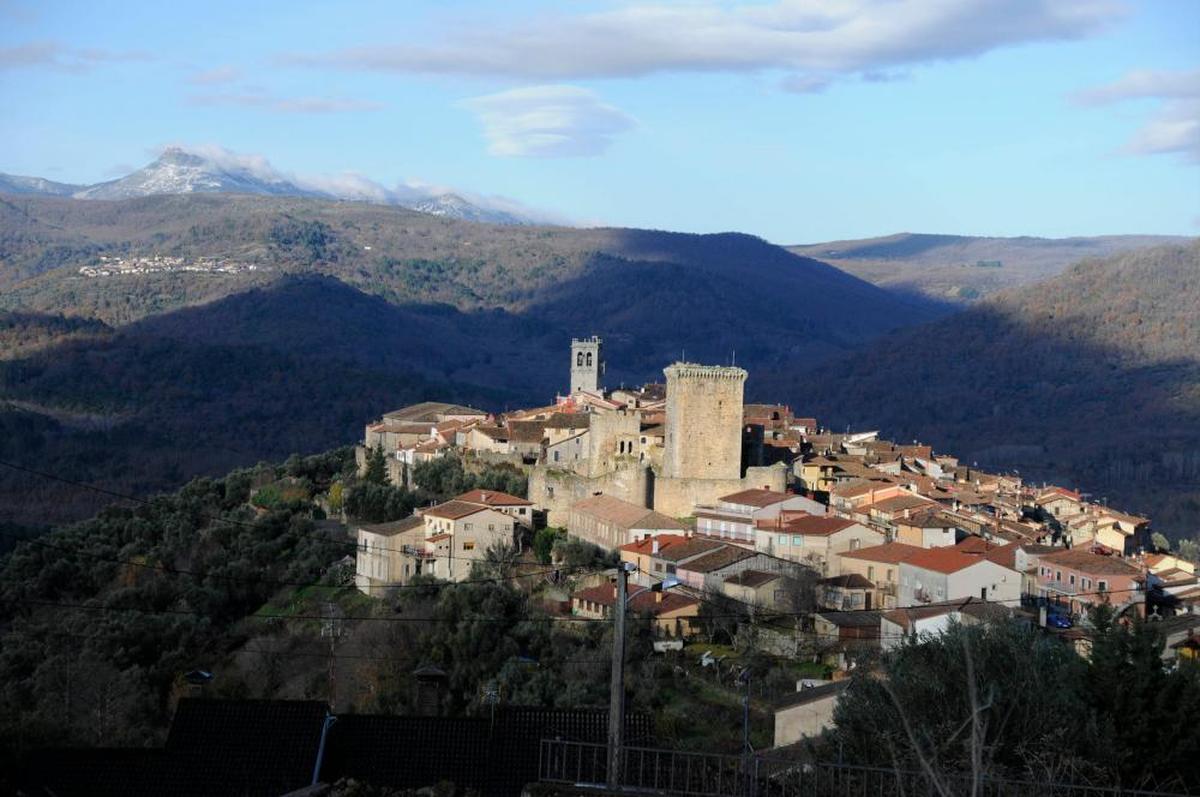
[
  {"x1": 0, "y1": 147, "x2": 533, "y2": 225},
  {"x1": 0, "y1": 191, "x2": 942, "y2": 525},
  {"x1": 790, "y1": 232, "x2": 1190, "y2": 304},
  {"x1": 0, "y1": 187, "x2": 1195, "y2": 543}
]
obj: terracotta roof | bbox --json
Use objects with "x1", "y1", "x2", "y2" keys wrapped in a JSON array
[
  {"x1": 725, "y1": 569, "x2": 780, "y2": 588},
  {"x1": 1036, "y1": 486, "x2": 1082, "y2": 505},
  {"x1": 573, "y1": 584, "x2": 698, "y2": 615},
  {"x1": 896, "y1": 509, "x2": 957, "y2": 529},
  {"x1": 619, "y1": 534, "x2": 689, "y2": 555},
  {"x1": 902, "y1": 547, "x2": 993, "y2": 575},
  {"x1": 719, "y1": 488, "x2": 794, "y2": 508},
  {"x1": 884, "y1": 597, "x2": 1010, "y2": 628},
  {"x1": 680, "y1": 546, "x2": 757, "y2": 573},
  {"x1": 1040, "y1": 548, "x2": 1143, "y2": 576},
  {"x1": 423, "y1": 500, "x2": 490, "y2": 520},
  {"x1": 455, "y1": 489, "x2": 532, "y2": 507},
  {"x1": 425, "y1": 533, "x2": 452, "y2": 542},
  {"x1": 571, "y1": 494, "x2": 687, "y2": 531},
  {"x1": 771, "y1": 515, "x2": 858, "y2": 537},
  {"x1": 839, "y1": 542, "x2": 923, "y2": 565},
  {"x1": 867, "y1": 494, "x2": 937, "y2": 515},
  {"x1": 955, "y1": 536, "x2": 1008, "y2": 554}
]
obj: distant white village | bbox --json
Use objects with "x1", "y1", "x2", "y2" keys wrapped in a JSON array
[
  {"x1": 351, "y1": 336, "x2": 1200, "y2": 740},
  {"x1": 78, "y1": 255, "x2": 263, "y2": 277}
]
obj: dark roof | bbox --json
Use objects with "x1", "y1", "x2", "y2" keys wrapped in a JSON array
[
  {"x1": 653, "y1": 537, "x2": 726, "y2": 563},
  {"x1": 774, "y1": 680, "x2": 851, "y2": 710},
  {"x1": 725, "y1": 569, "x2": 781, "y2": 588},
  {"x1": 680, "y1": 545, "x2": 757, "y2": 574},
  {"x1": 544, "y1": 412, "x2": 591, "y2": 429},
  {"x1": 507, "y1": 420, "x2": 547, "y2": 444},
  {"x1": 820, "y1": 573, "x2": 875, "y2": 590},
  {"x1": 358, "y1": 515, "x2": 424, "y2": 536},
  {"x1": 816, "y1": 610, "x2": 884, "y2": 629}
]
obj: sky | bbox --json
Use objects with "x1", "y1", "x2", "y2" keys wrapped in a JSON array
[{"x1": 1, "y1": 0, "x2": 1197, "y2": 242}]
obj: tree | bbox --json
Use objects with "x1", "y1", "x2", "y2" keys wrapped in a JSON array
[
  {"x1": 364, "y1": 444, "x2": 389, "y2": 485},
  {"x1": 1177, "y1": 537, "x2": 1200, "y2": 564},
  {"x1": 532, "y1": 527, "x2": 564, "y2": 565},
  {"x1": 1151, "y1": 532, "x2": 1171, "y2": 553}
]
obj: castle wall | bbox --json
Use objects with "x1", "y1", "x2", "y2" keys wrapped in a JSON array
[
  {"x1": 652, "y1": 464, "x2": 787, "y2": 518},
  {"x1": 528, "y1": 463, "x2": 650, "y2": 528},
  {"x1": 663, "y1": 364, "x2": 747, "y2": 481},
  {"x1": 587, "y1": 409, "x2": 641, "y2": 477}
]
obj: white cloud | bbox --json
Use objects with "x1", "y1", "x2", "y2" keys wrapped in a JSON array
[
  {"x1": 286, "y1": 0, "x2": 1122, "y2": 82},
  {"x1": 187, "y1": 91, "x2": 383, "y2": 114},
  {"x1": 780, "y1": 74, "x2": 831, "y2": 94},
  {"x1": 1076, "y1": 68, "x2": 1200, "y2": 161},
  {"x1": 459, "y1": 85, "x2": 635, "y2": 157},
  {"x1": 187, "y1": 65, "x2": 240, "y2": 85},
  {"x1": 0, "y1": 40, "x2": 151, "y2": 72}
]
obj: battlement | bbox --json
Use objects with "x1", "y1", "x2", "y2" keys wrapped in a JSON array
[
  {"x1": 664, "y1": 363, "x2": 748, "y2": 382},
  {"x1": 571, "y1": 335, "x2": 603, "y2": 345}
]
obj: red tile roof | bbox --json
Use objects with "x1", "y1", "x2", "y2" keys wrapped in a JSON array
[
  {"x1": 619, "y1": 535, "x2": 689, "y2": 555},
  {"x1": 422, "y1": 500, "x2": 490, "y2": 520},
  {"x1": 770, "y1": 515, "x2": 858, "y2": 537},
  {"x1": 839, "y1": 542, "x2": 923, "y2": 564},
  {"x1": 719, "y1": 488, "x2": 794, "y2": 507},
  {"x1": 903, "y1": 547, "x2": 991, "y2": 575},
  {"x1": 573, "y1": 584, "x2": 699, "y2": 615}
]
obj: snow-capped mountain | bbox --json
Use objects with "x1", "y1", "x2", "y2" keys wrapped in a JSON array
[
  {"x1": 75, "y1": 148, "x2": 319, "y2": 200},
  {"x1": 0, "y1": 147, "x2": 542, "y2": 225}
]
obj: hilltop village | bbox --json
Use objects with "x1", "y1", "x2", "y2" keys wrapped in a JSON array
[{"x1": 353, "y1": 337, "x2": 1200, "y2": 735}]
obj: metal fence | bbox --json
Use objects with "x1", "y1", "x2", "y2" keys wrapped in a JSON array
[{"x1": 538, "y1": 739, "x2": 1191, "y2": 797}]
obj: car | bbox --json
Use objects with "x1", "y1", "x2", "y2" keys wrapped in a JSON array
[{"x1": 1048, "y1": 612, "x2": 1073, "y2": 629}]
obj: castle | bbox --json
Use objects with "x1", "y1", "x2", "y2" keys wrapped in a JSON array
[{"x1": 527, "y1": 337, "x2": 786, "y2": 523}]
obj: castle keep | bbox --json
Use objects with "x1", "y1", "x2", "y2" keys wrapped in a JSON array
[{"x1": 662, "y1": 363, "x2": 746, "y2": 481}]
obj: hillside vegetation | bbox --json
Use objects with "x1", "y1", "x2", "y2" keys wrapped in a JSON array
[
  {"x1": 789, "y1": 232, "x2": 1191, "y2": 303},
  {"x1": 0, "y1": 193, "x2": 946, "y2": 526},
  {"x1": 798, "y1": 241, "x2": 1200, "y2": 541}
]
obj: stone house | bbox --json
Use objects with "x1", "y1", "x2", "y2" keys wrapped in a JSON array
[
  {"x1": 568, "y1": 494, "x2": 689, "y2": 551},
  {"x1": 818, "y1": 573, "x2": 876, "y2": 612},
  {"x1": 1035, "y1": 547, "x2": 1145, "y2": 618},
  {"x1": 836, "y1": 542, "x2": 923, "y2": 610},
  {"x1": 755, "y1": 514, "x2": 885, "y2": 575},
  {"x1": 893, "y1": 509, "x2": 958, "y2": 548},
  {"x1": 571, "y1": 583, "x2": 700, "y2": 638},
  {"x1": 880, "y1": 599, "x2": 1012, "y2": 651},
  {"x1": 354, "y1": 516, "x2": 427, "y2": 595},
  {"x1": 453, "y1": 489, "x2": 535, "y2": 529},
  {"x1": 723, "y1": 569, "x2": 783, "y2": 609},
  {"x1": 420, "y1": 500, "x2": 518, "y2": 582},
  {"x1": 619, "y1": 534, "x2": 690, "y2": 586},
  {"x1": 694, "y1": 488, "x2": 825, "y2": 545}
]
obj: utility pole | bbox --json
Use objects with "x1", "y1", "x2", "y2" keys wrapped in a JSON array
[{"x1": 607, "y1": 564, "x2": 629, "y2": 790}]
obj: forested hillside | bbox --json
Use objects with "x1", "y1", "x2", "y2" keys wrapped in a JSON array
[
  {"x1": 0, "y1": 193, "x2": 945, "y2": 526},
  {"x1": 790, "y1": 232, "x2": 1190, "y2": 303},
  {"x1": 796, "y1": 241, "x2": 1200, "y2": 541}
]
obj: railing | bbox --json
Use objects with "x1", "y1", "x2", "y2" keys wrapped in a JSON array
[{"x1": 538, "y1": 739, "x2": 1191, "y2": 797}]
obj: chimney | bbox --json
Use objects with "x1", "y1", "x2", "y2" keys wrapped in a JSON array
[
  {"x1": 652, "y1": 538, "x2": 660, "y2": 555},
  {"x1": 656, "y1": 590, "x2": 664, "y2": 604}
]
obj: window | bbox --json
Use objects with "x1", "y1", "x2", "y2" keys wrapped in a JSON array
[
  {"x1": 1098, "y1": 580, "x2": 1108, "y2": 592},
  {"x1": 586, "y1": 352, "x2": 593, "y2": 366},
  {"x1": 1069, "y1": 574, "x2": 1075, "y2": 586},
  {"x1": 887, "y1": 568, "x2": 894, "y2": 582},
  {"x1": 867, "y1": 566, "x2": 875, "y2": 580},
  {"x1": 462, "y1": 541, "x2": 475, "y2": 551},
  {"x1": 1055, "y1": 570, "x2": 1062, "y2": 582},
  {"x1": 463, "y1": 522, "x2": 473, "y2": 531},
  {"x1": 792, "y1": 535, "x2": 803, "y2": 546},
  {"x1": 488, "y1": 523, "x2": 495, "y2": 531},
  {"x1": 850, "y1": 539, "x2": 861, "y2": 551},
  {"x1": 778, "y1": 535, "x2": 787, "y2": 547},
  {"x1": 553, "y1": 451, "x2": 560, "y2": 462},
  {"x1": 576, "y1": 352, "x2": 584, "y2": 366}
]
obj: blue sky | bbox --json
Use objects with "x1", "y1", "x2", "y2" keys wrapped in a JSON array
[{"x1": 1, "y1": 0, "x2": 1197, "y2": 242}]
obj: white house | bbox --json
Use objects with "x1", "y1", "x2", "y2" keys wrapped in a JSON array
[
  {"x1": 898, "y1": 548, "x2": 1020, "y2": 608},
  {"x1": 695, "y1": 489, "x2": 825, "y2": 544}
]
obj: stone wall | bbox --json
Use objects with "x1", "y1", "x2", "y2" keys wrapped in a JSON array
[
  {"x1": 663, "y1": 363, "x2": 747, "y2": 481},
  {"x1": 587, "y1": 408, "x2": 641, "y2": 476},
  {"x1": 652, "y1": 463, "x2": 787, "y2": 518},
  {"x1": 528, "y1": 463, "x2": 650, "y2": 528}
]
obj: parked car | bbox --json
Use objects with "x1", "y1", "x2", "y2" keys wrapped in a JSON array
[{"x1": 1048, "y1": 612, "x2": 1073, "y2": 629}]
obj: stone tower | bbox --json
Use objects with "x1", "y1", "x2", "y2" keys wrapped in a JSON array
[
  {"x1": 570, "y1": 336, "x2": 604, "y2": 394},
  {"x1": 662, "y1": 363, "x2": 747, "y2": 481}
]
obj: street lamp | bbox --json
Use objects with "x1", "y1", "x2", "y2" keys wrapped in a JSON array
[{"x1": 608, "y1": 563, "x2": 680, "y2": 789}]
